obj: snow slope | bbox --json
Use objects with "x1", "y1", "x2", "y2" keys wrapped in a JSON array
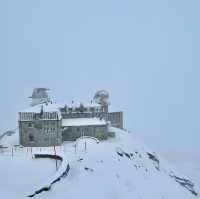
[
  {"x1": 0, "y1": 129, "x2": 19, "y2": 146},
  {"x1": 164, "y1": 153, "x2": 200, "y2": 188},
  {"x1": 0, "y1": 154, "x2": 57, "y2": 199},
  {"x1": 0, "y1": 127, "x2": 199, "y2": 199}
]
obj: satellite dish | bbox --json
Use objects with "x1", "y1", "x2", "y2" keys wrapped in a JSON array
[{"x1": 94, "y1": 90, "x2": 110, "y2": 106}]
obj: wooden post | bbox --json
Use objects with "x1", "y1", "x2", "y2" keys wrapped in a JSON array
[
  {"x1": 11, "y1": 147, "x2": 13, "y2": 158},
  {"x1": 53, "y1": 146, "x2": 56, "y2": 155},
  {"x1": 74, "y1": 143, "x2": 77, "y2": 154},
  {"x1": 31, "y1": 147, "x2": 33, "y2": 159},
  {"x1": 54, "y1": 146, "x2": 58, "y2": 170},
  {"x1": 84, "y1": 141, "x2": 87, "y2": 152},
  {"x1": 26, "y1": 147, "x2": 28, "y2": 158}
]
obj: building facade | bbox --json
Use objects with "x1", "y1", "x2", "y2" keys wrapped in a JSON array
[
  {"x1": 62, "y1": 118, "x2": 111, "y2": 141},
  {"x1": 18, "y1": 90, "x2": 123, "y2": 147},
  {"x1": 19, "y1": 107, "x2": 62, "y2": 147}
]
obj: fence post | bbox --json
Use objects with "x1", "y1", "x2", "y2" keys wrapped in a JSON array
[
  {"x1": 31, "y1": 147, "x2": 33, "y2": 159},
  {"x1": 53, "y1": 146, "x2": 57, "y2": 170},
  {"x1": 84, "y1": 141, "x2": 87, "y2": 152},
  {"x1": 12, "y1": 147, "x2": 13, "y2": 158}
]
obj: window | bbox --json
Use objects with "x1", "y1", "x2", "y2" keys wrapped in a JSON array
[
  {"x1": 28, "y1": 122, "x2": 32, "y2": 128},
  {"x1": 75, "y1": 108, "x2": 80, "y2": 112},
  {"x1": 90, "y1": 107, "x2": 95, "y2": 112},
  {"x1": 29, "y1": 134, "x2": 34, "y2": 142}
]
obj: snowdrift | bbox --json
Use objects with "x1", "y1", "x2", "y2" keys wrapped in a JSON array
[{"x1": 0, "y1": 127, "x2": 199, "y2": 199}]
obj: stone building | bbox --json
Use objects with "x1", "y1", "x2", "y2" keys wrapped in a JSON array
[
  {"x1": 18, "y1": 89, "x2": 123, "y2": 147},
  {"x1": 62, "y1": 118, "x2": 110, "y2": 141},
  {"x1": 18, "y1": 104, "x2": 62, "y2": 147}
]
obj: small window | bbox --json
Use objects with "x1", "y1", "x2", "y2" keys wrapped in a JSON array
[
  {"x1": 28, "y1": 123, "x2": 32, "y2": 128},
  {"x1": 75, "y1": 108, "x2": 80, "y2": 112},
  {"x1": 90, "y1": 107, "x2": 95, "y2": 112},
  {"x1": 29, "y1": 134, "x2": 34, "y2": 142}
]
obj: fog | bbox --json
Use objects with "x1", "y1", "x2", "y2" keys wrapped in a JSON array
[{"x1": 1, "y1": 0, "x2": 200, "y2": 153}]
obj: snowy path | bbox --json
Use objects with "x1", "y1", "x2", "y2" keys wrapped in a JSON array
[
  {"x1": 0, "y1": 153, "x2": 57, "y2": 199},
  {"x1": 28, "y1": 153, "x2": 70, "y2": 197}
]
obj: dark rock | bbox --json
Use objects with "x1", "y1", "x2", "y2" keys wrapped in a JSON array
[
  {"x1": 124, "y1": 153, "x2": 131, "y2": 159},
  {"x1": 117, "y1": 151, "x2": 123, "y2": 157},
  {"x1": 84, "y1": 167, "x2": 94, "y2": 172},
  {"x1": 170, "y1": 174, "x2": 198, "y2": 196},
  {"x1": 147, "y1": 152, "x2": 160, "y2": 170}
]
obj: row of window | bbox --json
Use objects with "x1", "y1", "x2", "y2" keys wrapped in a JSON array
[
  {"x1": 19, "y1": 112, "x2": 59, "y2": 121},
  {"x1": 61, "y1": 107, "x2": 102, "y2": 113},
  {"x1": 68, "y1": 126, "x2": 105, "y2": 133},
  {"x1": 29, "y1": 134, "x2": 58, "y2": 142},
  {"x1": 43, "y1": 127, "x2": 56, "y2": 132},
  {"x1": 28, "y1": 122, "x2": 58, "y2": 128}
]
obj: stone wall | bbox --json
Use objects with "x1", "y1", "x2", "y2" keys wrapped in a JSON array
[
  {"x1": 19, "y1": 120, "x2": 62, "y2": 147},
  {"x1": 61, "y1": 111, "x2": 123, "y2": 129},
  {"x1": 62, "y1": 125, "x2": 108, "y2": 141},
  {"x1": 19, "y1": 109, "x2": 123, "y2": 147},
  {"x1": 107, "y1": 112, "x2": 123, "y2": 129}
]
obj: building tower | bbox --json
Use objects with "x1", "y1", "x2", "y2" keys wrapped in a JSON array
[
  {"x1": 94, "y1": 90, "x2": 110, "y2": 113},
  {"x1": 29, "y1": 88, "x2": 50, "y2": 106}
]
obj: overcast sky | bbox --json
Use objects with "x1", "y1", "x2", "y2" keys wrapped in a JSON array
[{"x1": 1, "y1": 0, "x2": 200, "y2": 153}]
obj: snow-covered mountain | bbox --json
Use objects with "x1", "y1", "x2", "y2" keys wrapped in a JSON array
[
  {"x1": 0, "y1": 127, "x2": 199, "y2": 199},
  {"x1": 164, "y1": 153, "x2": 200, "y2": 188}
]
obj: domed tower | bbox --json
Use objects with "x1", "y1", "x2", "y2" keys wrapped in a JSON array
[
  {"x1": 29, "y1": 88, "x2": 50, "y2": 106},
  {"x1": 94, "y1": 90, "x2": 110, "y2": 113}
]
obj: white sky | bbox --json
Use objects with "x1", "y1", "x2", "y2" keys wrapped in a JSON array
[{"x1": 1, "y1": 0, "x2": 200, "y2": 153}]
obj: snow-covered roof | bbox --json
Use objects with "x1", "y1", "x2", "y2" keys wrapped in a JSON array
[
  {"x1": 19, "y1": 103, "x2": 64, "y2": 120},
  {"x1": 67, "y1": 101, "x2": 101, "y2": 108},
  {"x1": 20, "y1": 101, "x2": 101, "y2": 114},
  {"x1": 20, "y1": 103, "x2": 63, "y2": 113},
  {"x1": 62, "y1": 118, "x2": 107, "y2": 127}
]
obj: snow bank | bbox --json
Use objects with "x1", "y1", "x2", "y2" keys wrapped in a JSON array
[
  {"x1": 0, "y1": 127, "x2": 199, "y2": 199},
  {"x1": 28, "y1": 153, "x2": 70, "y2": 197}
]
